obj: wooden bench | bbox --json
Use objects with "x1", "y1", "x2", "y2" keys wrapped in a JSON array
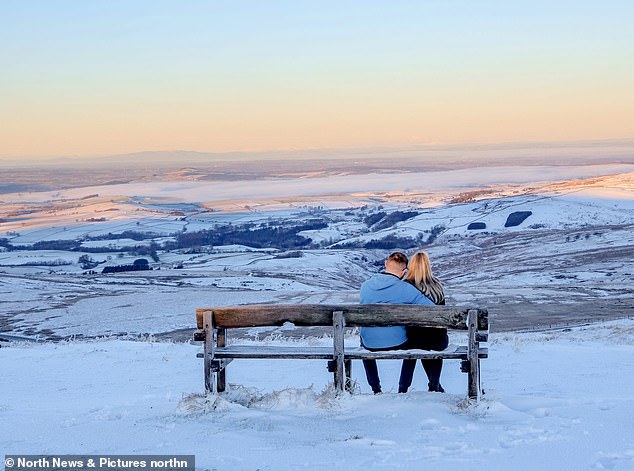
[{"x1": 193, "y1": 304, "x2": 489, "y2": 400}]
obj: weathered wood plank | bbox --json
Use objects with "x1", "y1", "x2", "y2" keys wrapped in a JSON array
[
  {"x1": 467, "y1": 309, "x2": 481, "y2": 400},
  {"x1": 205, "y1": 345, "x2": 488, "y2": 360},
  {"x1": 345, "y1": 306, "x2": 486, "y2": 330},
  {"x1": 344, "y1": 359, "x2": 353, "y2": 392},
  {"x1": 202, "y1": 310, "x2": 213, "y2": 393},
  {"x1": 333, "y1": 311, "x2": 345, "y2": 393},
  {"x1": 454, "y1": 346, "x2": 489, "y2": 358},
  {"x1": 217, "y1": 328, "x2": 227, "y2": 393},
  {"x1": 196, "y1": 304, "x2": 488, "y2": 330},
  {"x1": 344, "y1": 346, "x2": 488, "y2": 360},
  {"x1": 212, "y1": 346, "x2": 335, "y2": 359}
]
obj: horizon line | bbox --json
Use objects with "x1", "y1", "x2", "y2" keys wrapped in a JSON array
[{"x1": 1, "y1": 136, "x2": 634, "y2": 165}]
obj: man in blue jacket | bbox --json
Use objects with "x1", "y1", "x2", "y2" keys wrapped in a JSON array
[{"x1": 360, "y1": 252, "x2": 434, "y2": 394}]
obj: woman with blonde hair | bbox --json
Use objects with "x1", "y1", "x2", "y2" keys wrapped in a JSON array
[
  {"x1": 406, "y1": 251, "x2": 445, "y2": 305},
  {"x1": 398, "y1": 251, "x2": 449, "y2": 393}
]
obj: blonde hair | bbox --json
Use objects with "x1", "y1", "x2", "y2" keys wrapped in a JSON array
[{"x1": 405, "y1": 251, "x2": 445, "y2": 304}]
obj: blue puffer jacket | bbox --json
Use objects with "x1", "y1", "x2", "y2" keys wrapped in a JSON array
[{"x1": 359, "y1": 273, "x2": 434, "y2": 349}]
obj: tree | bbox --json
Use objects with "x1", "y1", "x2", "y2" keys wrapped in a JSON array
[{"x1": 78, "y1": 255, "x2": 99, "y2": 270}]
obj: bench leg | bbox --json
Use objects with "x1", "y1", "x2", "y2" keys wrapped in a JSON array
[
  {"x1": 203, "y1": 310, "x2": 213, "y2": 394},
  {"x1": 333, "y1": 311, "x2": 346, "y2": 394},
  {"x1": 217, "y1": 328, "x2": 227, "y2": 392},
  {"x1": 467, "y1": 359, "x2": 481, "y2": 400},
  {"x1": 204, "y1": 363, "x2": 213, "y2": 393},
  {"x1": 217, "y1": 370, "x2": 225, "y2": 393},
  {"x1": 202, "y1": 310, "x2": 225, "y2": 394},
  {"x1": 467, "y1": 309, "x2": 481, "y2": 400},
  {"x1": 345, "y1": 359, "x2": 353, "y2": 392},
  {"x1": 204, "y1": 343, "x2": 211, "y2": 393}
]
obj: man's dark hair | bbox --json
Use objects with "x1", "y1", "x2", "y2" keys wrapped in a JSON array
[{"x1": 387, "y1": 251, "x2": 408, "y2": 267}]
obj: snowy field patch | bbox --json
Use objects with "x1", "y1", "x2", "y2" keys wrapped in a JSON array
[{"x1": 2, "y1": 319, "x2": 634, "y2": 470}]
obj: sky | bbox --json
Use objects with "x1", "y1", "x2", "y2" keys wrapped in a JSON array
[{"x1": 1, "y1": 0, "x2": 634, "y2": 160}]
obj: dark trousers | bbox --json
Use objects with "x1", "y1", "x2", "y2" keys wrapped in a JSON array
[
  {"x1": 399, "y1": 327, "x2": 449, "y2": 393},
  {"x1": 362, "y1": 359, "x2": 382, "y2": 394},
  {"x1": 361, "y1": 341, "x2": 409, "y2": 394}
]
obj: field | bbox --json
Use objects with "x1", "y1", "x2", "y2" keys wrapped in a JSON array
[
  {"x1": 1, "y1": 160, "x2": 633, "y2": 340},
  {"x1": 2, "y1": 156, "x2": 634, "y2": 470}
]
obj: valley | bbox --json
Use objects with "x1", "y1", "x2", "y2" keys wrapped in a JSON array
[{"x1": 1, "y1": 164, "x2": 633, "y2": 341}]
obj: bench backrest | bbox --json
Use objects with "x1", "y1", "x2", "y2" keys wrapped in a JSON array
[{"x1": 196, "y1": 304, "x2": 488, "y2": 331}]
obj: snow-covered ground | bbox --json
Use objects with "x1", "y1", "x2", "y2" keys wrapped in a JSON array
[
  {"x1": 5, "y1": 163, "x2": 634, "y2": 206},
  {"x1": 1, "y1": 161, "x2": 634, "y2": 469},
  {"x1": 2, "y1": 319, "x2": 634, "y2": 470},
  {"x1": 1, "y1": 165, "x2": 632, "y2": 339}
]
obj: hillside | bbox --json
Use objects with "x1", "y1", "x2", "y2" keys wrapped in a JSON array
[{"x1": 0, "y1": 166, "x2": 632, "y2": 340}]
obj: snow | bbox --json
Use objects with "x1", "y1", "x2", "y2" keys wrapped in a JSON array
[
  {"x1": 4, "y1": 168, "x2": 632, "y2": 251},
  {"x1": 2, "y1": 162, "x2": 634, "y2": 468},
  {"x1": 2, "y1": 320, "x2": 634, "y2": 470},
  {"x1": 4, "y1": 165, "x2": 634, "y2": 207},
  {"x1": 346, "y1": 182, "x2": 634, "y2": 245}
]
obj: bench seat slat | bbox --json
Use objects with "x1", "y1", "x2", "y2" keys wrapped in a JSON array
[
  {"x1": 213, "y1": 346, "x2": 333, "y2": 359},
  {"x1": 206, "y1": 345, "x2": 488, "y2": 360},
  {"x1": 344, "y1": 346, "x2": 488, "y2": 360}
]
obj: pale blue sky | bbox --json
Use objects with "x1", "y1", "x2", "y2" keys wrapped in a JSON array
[{"x1": 1, "y1": 0, "x2": 633, "y2": 158}]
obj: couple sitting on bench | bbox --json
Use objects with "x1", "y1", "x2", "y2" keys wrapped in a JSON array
[{"x1": 360, "y1": 251, "x2": 448, "y2": 394}]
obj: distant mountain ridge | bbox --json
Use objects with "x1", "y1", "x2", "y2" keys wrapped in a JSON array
[{"x1": 2, "y1": 138, "x2": 633, "y2": 169}]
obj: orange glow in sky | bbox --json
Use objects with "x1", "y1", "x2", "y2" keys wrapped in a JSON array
[{"x1": 1, "y1": 1, "x2": 633, "y2": 159}]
